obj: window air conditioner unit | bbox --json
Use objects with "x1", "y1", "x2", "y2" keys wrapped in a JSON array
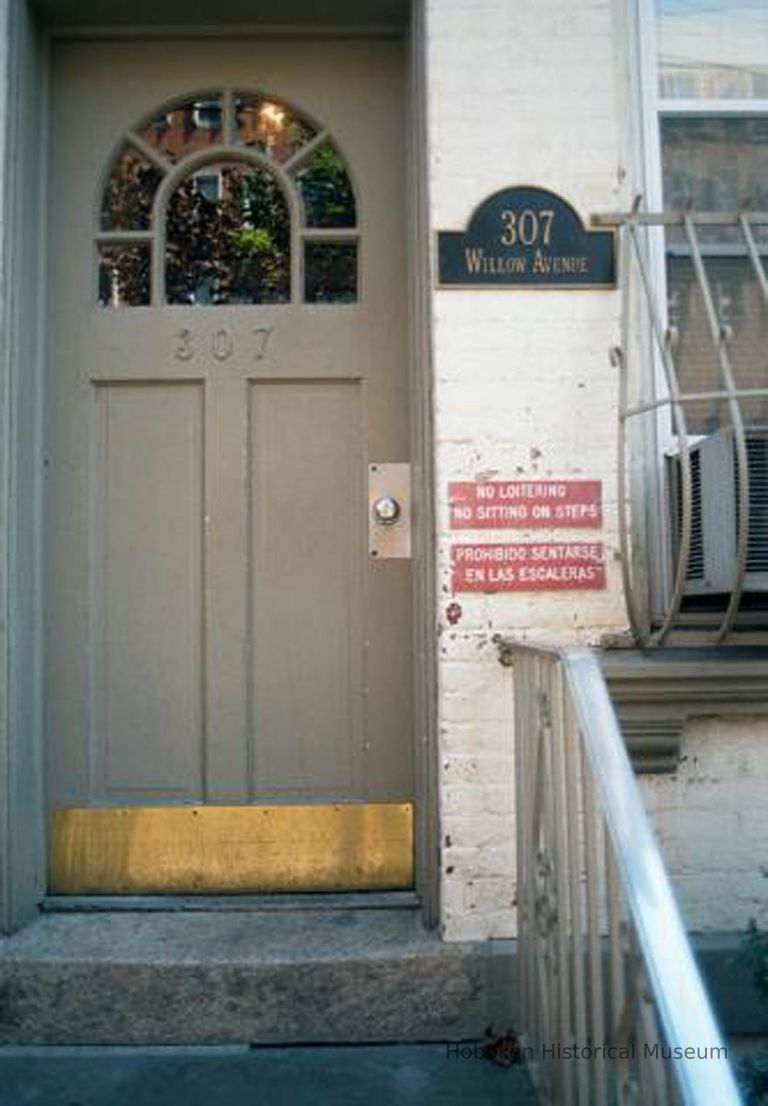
[{"x1": 666, "y1": 427, "x2": 768, "y2": 594}]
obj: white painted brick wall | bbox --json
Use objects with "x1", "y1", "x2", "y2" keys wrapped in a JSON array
[
  {"x1": 641, "y1": 718, "x2": 768, "y2": 932},
  {"x1": 426, "y1": 0, "x2": 631, "y2": 940},
  {"x1": 426, "y1": 0, "x2": 766, "y2": 944}
]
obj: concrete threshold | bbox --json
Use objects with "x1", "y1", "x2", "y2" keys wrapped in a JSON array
[{"x1": 0, "y1": 909, "x2": 517, "y2": 1046}]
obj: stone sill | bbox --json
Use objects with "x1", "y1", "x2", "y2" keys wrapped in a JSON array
[{"x1": 601, "y1": 647, "x2": 768, "y2": 773}]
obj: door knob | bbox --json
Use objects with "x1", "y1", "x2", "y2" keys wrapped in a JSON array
[{"x1": 372, "y1": 495, "x2": 401, "y2": 525}]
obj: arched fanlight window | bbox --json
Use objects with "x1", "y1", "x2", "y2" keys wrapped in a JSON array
[{"x1": 96, "y1": 90, "x2": 359, "y2": 307}]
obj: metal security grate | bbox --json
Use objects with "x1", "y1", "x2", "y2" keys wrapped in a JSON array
[{"x1": 593, "y1": 205, "x2": 768, "y2": 644}]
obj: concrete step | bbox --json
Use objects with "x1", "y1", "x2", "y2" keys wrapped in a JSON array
[
  {"x1": 0, "y1": 909, "x2": 517, "y2": 1046},
  {"x1": 0, "y1": 1044, "x2": 538, "y2": 1105}
]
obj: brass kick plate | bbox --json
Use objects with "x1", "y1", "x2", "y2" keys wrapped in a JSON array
[{"x1": 50, "y1": 803, "x2": 414, "y2": 894}]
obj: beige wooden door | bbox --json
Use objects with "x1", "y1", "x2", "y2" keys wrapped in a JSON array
[{"x1": 44, "y1": 38, "x2": 413, "y2": 893}]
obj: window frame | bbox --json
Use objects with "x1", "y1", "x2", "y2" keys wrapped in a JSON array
[
  {"x1": 95, "y1": 89, "x2": 361, "y2": 309},
  {"x1": 633, "y1": 0, "x2": 768, "y2": 634}
]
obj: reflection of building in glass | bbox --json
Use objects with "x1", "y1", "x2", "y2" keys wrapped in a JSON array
[{"x1": 658, "y1": 2, "x2": 768, "y2": 98}]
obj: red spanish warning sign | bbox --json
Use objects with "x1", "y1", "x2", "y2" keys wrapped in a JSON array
[
  {"x1": 449, "y1": 480, "x2": 602, "y2": 529},
  {"x1": 452, "y1": 542, "x2": 606, "y2": 592}
]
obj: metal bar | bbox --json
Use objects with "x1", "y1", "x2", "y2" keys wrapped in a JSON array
[
  {"x1": 563, "y1": 693, "x2": 590, "y2": 1105},
  {"x1": 517, "y1": 655, "x2": 535, "y2": 1066},
  {"x1": 551, "y1": 661, "x2": 575, "y2": 1106},
  {"x1": 615, "y1": 221, "x2": 652, "y2": 646},
  {"x1": 583, "y1": 754, "x2": 608, "y2": 1106},
  {"x1": 530, "y1": 656, "x2": 545, "y2": 1067},
  {"x1": 627, "y1": 222, "x2": 693, "y2": 646},
  {"x1": 592, "y1": 210, "x2": 768, "y2": 228},
  {"x1": 606, "y1": 845, "x2": 633, "y2": 1105},
  {"x1": 514, "y1": 654, "x2": 530, "y2": 1052},
  {"x1": 632, "y1": 935, "x2": 669, "y2": 1105},
  {"x1": 665, "y1": 242, "x2": 768, "y2": 258},
  {"x1": 540, "y1": 663, "x2": 558, "y2": 1091},
  {"x1": 521, "y1": 657, "x2": 542, "y2": 1098},
  {"x1": 684, "y1": 214, "x2": 750, "y2": 642},
  {"x1": 622, "y1": 386, "x2": 768, "y2": 420},
  {"x1": 740, "y1": 213, "x2": 768, "y2": 310}
]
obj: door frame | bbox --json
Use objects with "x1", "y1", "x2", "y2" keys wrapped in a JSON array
[{"x1": 0, "y1": 0, "x2": 439, "y2": 932}]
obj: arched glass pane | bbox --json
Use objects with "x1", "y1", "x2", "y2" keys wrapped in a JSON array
[
  {"x1": 165, "y1": 162, "x2": 291, "y2": 305},
  {"x1": 234, "y1": 93, "x2": 316, "y2": 164},
  {"x1": 100, "y1": 144, "x2": 163, "y2": 231},
  {"x1": 137, "y1": 94, "x2": 224, "y2": 164},
  {"x1": 294, "y1": 144, "x2": 356, "y2": 228}
]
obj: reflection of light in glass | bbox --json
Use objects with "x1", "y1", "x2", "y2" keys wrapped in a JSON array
[
  {"x1": 110, "y1": 265, "x2": 121, "y2": 308},
  {"x1": 259, "y1": 102, "x2": 286, "y2": 144}
]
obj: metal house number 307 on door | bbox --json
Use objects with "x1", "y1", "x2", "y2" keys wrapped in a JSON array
[{"x1": 174, "y1": 327, "x2": 274, "y2": 363}]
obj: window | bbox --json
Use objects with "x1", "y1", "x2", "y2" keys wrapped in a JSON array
[
  {"x1": 96, "y1": 91, "x2": 359, "y2": 307},
  {"x1": 620, "y1": 1, "x2": 768, "y2": 643}
]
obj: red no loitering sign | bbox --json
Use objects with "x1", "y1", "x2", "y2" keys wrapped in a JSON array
[
  {"x1": 452, "y1": 542, "x2": 606, "y2": 592},
  {"x1": 449, "y1": 480, "x2": 602, "y2": 529}
]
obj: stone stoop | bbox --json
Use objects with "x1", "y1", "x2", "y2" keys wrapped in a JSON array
[{"x1": 0, "y1": 908, "x2": 518, "y2": 1046}]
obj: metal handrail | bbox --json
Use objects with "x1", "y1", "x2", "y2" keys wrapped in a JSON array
[
  {"x1": 500, "y1": 638, "x2": 742, "y2": 1105},
  {"x1": 592, "y1": 207, "x2": 768, "y2": 645}
]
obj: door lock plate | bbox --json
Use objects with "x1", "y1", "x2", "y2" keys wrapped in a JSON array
[{"x1": 369, "y1": 463, "x2": 411, "y2": 558}]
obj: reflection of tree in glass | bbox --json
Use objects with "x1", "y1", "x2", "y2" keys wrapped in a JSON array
[
  {"x1": 98, "y1": 245, "x2": 151, "y2": 307},
  {"x1": 165, "y1": 165, "x2": 290, "y2": 304},
  {"x1": 101, "y1": 148, "x2": 162, "y2": 231},
  {"x1": 297, "y1": 145, "x2": 356, "y2": 228},
  {"x1": 305, "y1": 243, "x2": 358, "y2": 303}
]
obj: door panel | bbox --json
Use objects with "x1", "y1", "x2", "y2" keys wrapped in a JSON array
[
  {"x1": 249, "y1": 381, "x2": 364, "y2": 796},
  {"x1": 93, "y1": 382, "x2": 204, "y2": 799},
  {"x1": 44, "y1": 38, "x2": 413, "y2": 888}
]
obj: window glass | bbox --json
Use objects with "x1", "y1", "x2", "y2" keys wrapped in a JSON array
[
  {"x1": 137, "y1": 95, "x2": 224, "y2": 163},
  {"x1": 234, "y1": 94, "x2": 316, "y2": 163},
  {"x1": 295, "y1": 144, "x2": 356, "y2": 228},
  {"x1": 304, "y1": 243, "x2": 358, "y2": 303},
  {"x1": 100, "y1": 144, "x2": 163, "y2": 231},
  {"x1": 662, "y1": 117, "x2": 768, "y2": 214},
  {"x1": 667, "y1": 256, "x2": 768, "y2": 432},
  {"x1": 656, "y1": 0, "x2": 768, "y2": 99},
  {"x1": 165, "y1": 163, "x2": 290, "y2": 305},
  {"x1": 98, "y1": 243, "x2": 151, "y2": 307},
  {"x1": 661, "y1": 117, "x2": 768, "y2": 432}
]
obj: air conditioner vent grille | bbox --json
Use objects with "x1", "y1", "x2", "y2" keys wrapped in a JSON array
[
  {"x1": 736, "y1": 436, "x2": 768, "y2": 573},
  {"x1": 670, "y1": 449, "x2": 704, "y2": 580},
  {"x1": 688, "y1": 450, "x2": 704, "y2": 580}
]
